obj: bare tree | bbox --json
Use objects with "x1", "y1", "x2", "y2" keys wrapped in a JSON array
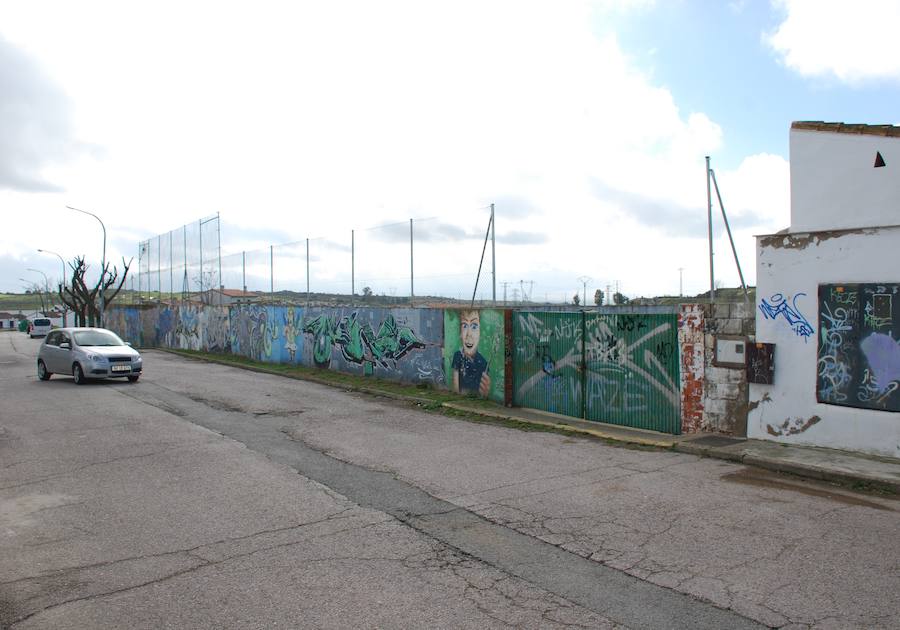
[{"x1": 58, "y1": 256, "x2": 132, "y2": 326}]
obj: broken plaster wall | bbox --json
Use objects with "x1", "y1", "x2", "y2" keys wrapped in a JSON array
[
  {"x1": 699, "y1": 302, "x2": 754, "y2": 435},
  {"x1": 751, "y1": 226, "x2": 900, "y2": 458}
]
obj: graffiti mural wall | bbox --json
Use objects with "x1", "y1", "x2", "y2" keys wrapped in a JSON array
[
  {"x1": 105, "y1": 307, "x2": 143, "y2": 347},
  {"x1": 230, "y1": 305, "x2": 277, "y2": 362},
  {"x1": 817, "y1": 283, "x2": 900, "y2": 412},
  {"x1": 302, "y1": 308, "x2": 444, "y2": 384},
  {"x1": 443, "y1": 309, "x2": 506, "y2": 403}
]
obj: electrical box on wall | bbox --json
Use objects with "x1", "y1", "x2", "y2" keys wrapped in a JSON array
[
  {"x1": 714, "y1": 335, "x2": 746, "y2": 368},
  {"x1": 747, "y1": 343, "x2": 775, "y2": 385}
]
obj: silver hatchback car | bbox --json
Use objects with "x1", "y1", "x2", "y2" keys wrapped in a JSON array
[{"x1": 37, "y1": 327, "x2": 143, "y2": 384}]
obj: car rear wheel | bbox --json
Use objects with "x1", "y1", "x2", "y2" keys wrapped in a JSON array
[
  {"x1": 72, "y1": 363, "x2": 86, "y2": 385},
  {"x1": 37, "y1": 360, "x2": 51, "y2": 381},
  {"x1": 127, "y1": 375, "x2": 139, "y2": 383}
]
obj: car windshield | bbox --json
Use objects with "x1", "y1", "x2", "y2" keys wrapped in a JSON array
[
  {"x1": 34, "y1": 319, "x2": 51, "y2": 326},
  {"x1": 73, "y1": 330, "x2": 125, "y2": 347}
]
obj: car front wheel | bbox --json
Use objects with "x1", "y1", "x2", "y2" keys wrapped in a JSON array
[
  {"x1": 72, "y1": 363, "x2": 86, "y2": 385},
  {"x1": 127, "y1": 375, "x2": 139, "y2": 383},
  {"x1": 37, "y1": 360, "x2": 51, "y2": 381}
]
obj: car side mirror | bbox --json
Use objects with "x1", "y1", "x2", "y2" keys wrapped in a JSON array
[
  {"x1": 60, "y1": 342, "x2": 71, "y2": 350},
  {"x1": 125, "y1": 342, "x2": 132, "y2": 347}
]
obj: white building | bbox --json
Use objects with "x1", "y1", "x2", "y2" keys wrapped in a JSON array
[{"x1": 750, "y1": 122, "x2": 900, "y2": 458}]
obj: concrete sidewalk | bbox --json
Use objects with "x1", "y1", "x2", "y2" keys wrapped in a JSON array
[{"x1": 444, "y1": 401, "x2": 900, "y2": 495}]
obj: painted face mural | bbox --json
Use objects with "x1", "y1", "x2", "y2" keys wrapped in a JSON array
[
  {"x1": 444, "y1": 309, "x2": 504, "y2": 402},
  {"x1": 460, "y1": 310, "x2": 481, "y2": 358}
]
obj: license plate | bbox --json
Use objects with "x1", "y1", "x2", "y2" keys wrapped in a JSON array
[{"x1": 111, "y1": 365, "x2": 131, "y2": 372}]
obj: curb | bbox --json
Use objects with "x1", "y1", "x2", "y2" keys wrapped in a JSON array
[{"x1": 441, "y1": 402, "x2": 678, "y2": 448}]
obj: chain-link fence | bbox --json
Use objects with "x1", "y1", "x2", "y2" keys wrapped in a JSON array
[
  {"x1": 134, "y1": 207, "x2": 506, "y2": 306},
  {"x1": 136, "y1": 214, "x2": 221, "y2": 303}
]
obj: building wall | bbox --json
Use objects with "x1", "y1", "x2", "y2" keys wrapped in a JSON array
[
  {"x1": 790, "y1": 129, "x2": 900, "y2": 232},
  {"x1": 751, "y1": 227, "x2": 900, "y2": 457}
]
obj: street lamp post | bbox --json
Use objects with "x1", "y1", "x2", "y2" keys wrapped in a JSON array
[
  {"x1": 38, "y1": 249, "x2": 67, "y2": 326},
  {"x1": 67, "y1": 206, "x2": 106, "y2": 326}
]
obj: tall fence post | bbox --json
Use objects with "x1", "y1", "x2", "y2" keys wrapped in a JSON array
[
  {"x1": 216, "y1": 211, "x2": 222, "y2": 291},
  {"x1": 169, "y1": 230, "x2": 173, "y2": 303},
  {"x1": 306, "y1": 237, "x2": 310, "y2": 308},
  {"x1": 269, "y1": 245, "x2": 274, "y2": 303},
  {"x1": 409, "y1": 218, "x2": 414, "y2": 298},
  {"x1": 242, "y1": 251, "x2": 246, "y2": 293},
  {"x1": 199, "y1": 219, "x2": 204, "y2": 301},
  {"x1": 351, "y1": 229, "x2": 355, "y2": 300}
]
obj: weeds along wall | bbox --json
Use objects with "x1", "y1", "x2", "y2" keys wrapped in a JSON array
[{"x1": 106, "y1": 304, "x2": 712, "y2": 431}]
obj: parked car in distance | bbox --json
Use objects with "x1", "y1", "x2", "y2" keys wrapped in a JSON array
[
  {"x1": 28, "y1": 318, "x2": 52, "y2": 338},
  {"x1": 37, "y1": 327, "x2": 143, "y2": 384}
]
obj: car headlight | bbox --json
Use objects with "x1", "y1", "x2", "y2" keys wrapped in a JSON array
[
  {"x1": 134, "y1": 356, "x2": 142, "y2": 363},
  {"x1": 87, "y1": 353, "x2": 104, "y2": 362}
]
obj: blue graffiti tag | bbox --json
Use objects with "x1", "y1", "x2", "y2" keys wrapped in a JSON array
[{"x1": 759, "y1": 293, "x2": 814, "y2": 341}]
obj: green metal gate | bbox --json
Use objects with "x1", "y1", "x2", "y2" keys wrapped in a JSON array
[
  {"x1": 512, "y1": 310, "x2": 681, "y2": 434},
  {"x1": 512, "y1": 312, "x2": 583, "y2": 418},
  {"x1": 584, "y1": 313, "x2": 680, "y2": 434}
]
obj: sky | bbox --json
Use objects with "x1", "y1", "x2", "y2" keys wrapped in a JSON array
[{"x1": 2, "y1": 0, "x2": 899, "y2": 303}]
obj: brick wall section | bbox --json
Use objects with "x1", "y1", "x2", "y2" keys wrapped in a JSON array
[
  {"x1": 701, "y1": 301, "x2": 755, "y2": 434},
  {"x1": 679, "y1": 304, "x2": 705, "y2": 433}
]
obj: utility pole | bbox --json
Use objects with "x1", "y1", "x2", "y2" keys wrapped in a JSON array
[
  {"x1": 606, "y1": 284, "x2": 611, "y2": 306},
  {"x1": 491, "y1": 203, "x2": 496, "y2": 304},
  {"x1": 500, "y1": 281, "x2": 510, "y2": 305},
  {"x1": 678, "y1": 267, "x2": 684, "y2": 297},
  {"x1": 578, "y1": 276, "x2": 591, "y2": 308},
  {"x1": 706, "y1": 155, "x2": 715, "y2": 302}
]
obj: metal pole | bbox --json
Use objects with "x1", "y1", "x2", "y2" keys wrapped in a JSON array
[
  {"x1": 679, "y1": 267, "x2": 684, "y2": 297},
  {"x1": 242, "y1": 251, "x2": 246, "y2": 293},
  {"x1": 491, "y1": 203, "x2": 496, "y2": 304},
  {"x1": 157, "y1": 234, "x2": 161, "y2": 302},
  {"x1": 137, "y1": 242, "x2": 142, "y2": 304},
  {"x1": 306, "y1": 238, "x2": 310, "y2": 308},
  {"x1": 270, "y1": 245, "x2": 274, "y2": 303},
  {"x1": 578, "y1": 276, "x2": 590, "y2": 307},
  {"x1": 199, "y1": 219, "x2": 204, "y2": 301},
  {"x1": 183, "y1": 226, "x2": 187, "y2": 301},
  {"x1": 38, "y1": 249, "x2": 68, "y2": 326},
  {"x1": 351, "y1": 229, "x2": 355, "y2": 299},
  {"x1": 169, "y1": 231, "x2": 173, "y2": 304},
  {"x1": 706, "y1": 156, "x2": 715, "y2": 302},
  {"x1": 409, "y1": 218, "x2": 414, "y2": 298},
  {"x1": 67, "y1": 206, "x2": 106, "y2": 325},
  {"x1": 710, "y1": 168, "x2": 750, "y2": 303},
  {"x1": 216, "y1": 212, "x2": 222, "y2": 290}
]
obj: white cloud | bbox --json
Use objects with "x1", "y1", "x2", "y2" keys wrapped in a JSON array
[
  {"x1": 0, "y1": 0, "x2": 781, "y2": 299},
  {"x1": 767, "y1": 0, "x2": 900, "y2": 83}
]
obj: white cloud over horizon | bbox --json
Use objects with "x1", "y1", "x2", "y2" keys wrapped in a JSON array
[
  {"x1": 0, "y1": 0, "x2": 789, "y2": 301},
  {"x1": 767, "y1": 0, "x2": 900, "y2": 83}
]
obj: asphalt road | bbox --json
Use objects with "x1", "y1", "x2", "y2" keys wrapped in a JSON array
[{"x1": 1, "y1": 332, "x2": 897, "y2": 629}]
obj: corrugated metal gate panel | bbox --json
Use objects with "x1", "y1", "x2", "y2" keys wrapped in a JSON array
[
  {"x1": 512, "y1": 311, "x2": 583, "y2": 419},
  {"x1": 584, "y1": 313, "x2": 681, "y2": 434}
]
